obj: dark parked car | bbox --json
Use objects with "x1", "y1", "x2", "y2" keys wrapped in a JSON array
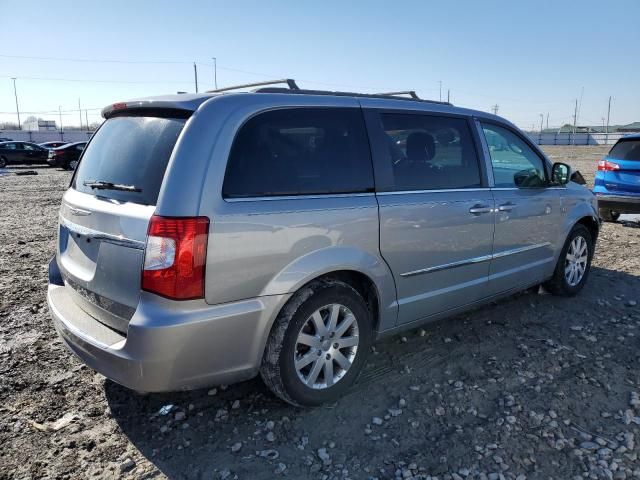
[
  {"x1": 47, "y1": 142, "x2": 87, "y2": 170},
  {"x1": 39, "y1": 141, "x2": 68, "y2": 149},
  {"x1": 0, "y1": 141, "x2": 49, "y2": 167}
]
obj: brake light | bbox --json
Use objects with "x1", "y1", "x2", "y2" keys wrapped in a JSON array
[
  {"x1": 598, "y1": 160, "x2": 620, "y2": 171},
  {"x1": 142, "y1": 216, "x2": 209, "y2": 300}
]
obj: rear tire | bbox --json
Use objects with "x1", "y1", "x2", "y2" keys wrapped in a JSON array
[
  {"x1": 260, "y1": 279, "x2": 372, "y2": 406},
  {"x1": 0, "y1": 156, "x2": 6, "y2": 168},
  {"x1": 544, "y1": 224, "x2": 594, "y2": 296},
  {"x1": 599, "y1": 209, "x2": 620, "y2": 222}
]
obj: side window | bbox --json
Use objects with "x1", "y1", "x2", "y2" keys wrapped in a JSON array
[
  {"x1": 481, "y1": 123, "x2": 547, "y2": 188},
  {"x1": 378, "y1": 113, "x2": 482, "y2": 191},
  {"x1": 223, "y1": 108, "x2": 373, "y2": 198},
  {"x1": 22, "y1": 143, "x2": 35, "y2": 151},
  {"x1": 4, "y1": 143, "x2": 16, "y2": 150}
]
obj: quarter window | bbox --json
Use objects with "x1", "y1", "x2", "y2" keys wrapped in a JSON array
[
  {"x1": 481, "y1": 123, "x2": 547, "y2": 188},
  {"x1": 378, "y1": 113, "x2": 482, "y2": 191},
  {"x1": 223, "y1": 108, "x2": 373, "y2": 198}
]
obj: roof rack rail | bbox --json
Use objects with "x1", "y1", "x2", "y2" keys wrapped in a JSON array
[
  {"x1": 254, "y1": 87, "x2": 452, "y2": 106},
  {"x1": 375, "y1": 90, "x2": 420, "y2": 99},
  {"x1": 206, "y1": 78, "x2": 299, "y2": 93}
]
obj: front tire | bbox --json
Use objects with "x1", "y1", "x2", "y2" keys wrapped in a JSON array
[
  {"x1": 599, "y1": 209, "x2": 620, "y2": 222},
  {"x1": 544, "y1": 224, "x2": 594, "y2": 296},
  {"x1": 0, "y1": 156, "x2": 6, "y2": 168},
  {"x1": 260, "y1": 279, "x2": 372, "y2": 406}
]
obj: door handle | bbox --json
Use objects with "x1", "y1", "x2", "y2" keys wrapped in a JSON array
[
  {"x1": 469, "y1": 204, "x2": 493, "y2": 215},
  {"x1": 498, "y1": 202, "x2": 516, "y2": 212}
]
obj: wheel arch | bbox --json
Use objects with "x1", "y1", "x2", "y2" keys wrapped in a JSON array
[
  {"x1": 576, "y1": 214, "x2": 600, "y2": 244},
  {"x1": 259, "y1": 246, "x2": 398, "y2": 334},
  {"x1": 555, "y1": 197, "x2": 600, "y2": 263}
]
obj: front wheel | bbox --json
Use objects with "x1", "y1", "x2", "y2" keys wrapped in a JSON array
[
  {"x1": 260, "y1": 279, "x2": 372, "y2": 406},
  {"x1": 599, "y1": 209, "x2": 620, "y2": 222},
  {"x1": 0, "y1": 156, "x2": 6, "y2": 168},
  {"x1": 544, "y1": 224, "x2": 594, "y2": 296}
]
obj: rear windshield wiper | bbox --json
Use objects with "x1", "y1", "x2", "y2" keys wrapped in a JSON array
[{"x1": 83, "y1": 180, "x2": 142, "y2": 192}]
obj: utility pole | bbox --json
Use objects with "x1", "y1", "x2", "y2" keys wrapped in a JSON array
[
  {"x1": 11, "y1": 77, "x2": 21, "y2": 129},
  {"x1": 85, "y1": 110, "x2": 89, "y2": 131},
  {"x1": 78, "y1": 98, "x2": 82, "y2": 130},
  {"x1": 546, "y1": 113, "x2": 549, "y2": 130},
  {"x1": 193, "y1": 62, "x2": 199, "y2": 93},
  {"x1": 491, "y1": 104, "x2": 499, "y2": 115},
  {"x1": 447, "y1": 89, "x2": 450, "y2": 103},
  {"x1": 58, "y1": 106, "x2": 63, "y2": 141},
  {"x1": 539, "y1": 114, "x2": 544, "y2": 132},
  {"x1": 606, "y1": 96, "x2": 611, "y2": 134},
  {"x1": 438, "y1": 80, "x2": 442, "y2": 102},
  {"x1": 606, "y1": 96, "x2": 612, "y2": 145},
  {"x1": 572, "y1": 99, "x2": 578, "y2": 145},
  {"x1": 212, "y1": 57, "x2": 218, "y2": 90}
]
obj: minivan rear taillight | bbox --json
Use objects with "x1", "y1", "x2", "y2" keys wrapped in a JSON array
[
  {"x1": 598, "y1": 159, "x2": 620, "y2": 171},
  {"x1": 142, "y1": 216, "x2": 209, "y2": 300}
]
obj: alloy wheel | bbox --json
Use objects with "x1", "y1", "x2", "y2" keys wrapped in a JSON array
[
  {"x1": 565, "y1": 235, "x2": 588, "y2": 287},
  {"x1": 293, "y1": 303, "x2": 359, "y2": 389}
]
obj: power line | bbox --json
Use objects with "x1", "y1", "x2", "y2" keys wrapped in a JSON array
[
  {"x1": 0, "y1": 74, "x2": 190, "y2": 85},
  {"x1": 0, "y1": 53, "x2": 192, "y2": 64}
]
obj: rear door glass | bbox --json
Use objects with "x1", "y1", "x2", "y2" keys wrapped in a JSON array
[
  {"x1": 609, "y1": 140, "x2": 640, "y2": 161},
  {"x1": 223, "y1": 107, "x2": 373, "y2": 198},
  {"x1": 378, "y1": 113, "x2": 482, "y2": 191},
  {"x1": 72, "y1": 116, "x2": 186, "y2": 205}
]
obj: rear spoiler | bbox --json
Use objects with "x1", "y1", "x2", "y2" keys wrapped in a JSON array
[{"x1": 101, "y1": 95, "x2": 209, "y2": 119}]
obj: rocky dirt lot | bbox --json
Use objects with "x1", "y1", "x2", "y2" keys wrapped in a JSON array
[{"x1": 1, "y1": 146, "x2": 639, "y2": 480}]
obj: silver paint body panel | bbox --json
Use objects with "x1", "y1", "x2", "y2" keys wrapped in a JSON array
[{"x1": 48, "y1": 91, "x2": 599, "y2": 392}]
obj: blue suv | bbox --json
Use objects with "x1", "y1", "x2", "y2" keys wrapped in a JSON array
[{"x1": 594, "y1": 133, "x2": 640, "y2": 221}]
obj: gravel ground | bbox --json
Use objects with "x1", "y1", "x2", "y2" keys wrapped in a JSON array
[{"x1": 1, "y1": 146, "x2": 639, "y2": 480}]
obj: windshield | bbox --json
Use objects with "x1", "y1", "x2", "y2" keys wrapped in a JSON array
[
  {"x1": 72, "y1": 115, "x2": 186, "y2": 205},
  {"x1": 609, "y1": 139, "x2": 640, "y2": 161}
]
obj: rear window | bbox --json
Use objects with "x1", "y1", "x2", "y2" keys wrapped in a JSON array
[
  {"x1": 72, "y1": 116, "x2": 186, "y2": 205},
  {"x1": 223, "y1": 107, "x2": 373, "y2": 198},
  {"x1": 609, "y1": 139, "x2": 640, "y2": 161}
]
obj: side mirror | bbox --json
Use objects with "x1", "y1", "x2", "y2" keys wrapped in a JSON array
[{"x1": 551, "y1": 162, "x2": 571, "y2": 185}]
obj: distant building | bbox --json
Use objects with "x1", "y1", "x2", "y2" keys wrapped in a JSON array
[
  {"x1": 617, "y1": 122, "x2": 640, "y2": 133},
  {"x1": 22, "y1": 119, "x2": 58, "y2": 132},
  {"x1": 542, "y1": 122, "x2": 640, "y2": 134}
]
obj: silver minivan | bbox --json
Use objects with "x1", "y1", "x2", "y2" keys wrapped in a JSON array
[{"x1": 47, "y1": 80, "x2": 599, "y2": 406}]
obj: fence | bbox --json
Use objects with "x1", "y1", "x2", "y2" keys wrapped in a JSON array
[
  {"x1": 525, "y1": 132, "x2": 627, "y2": 146},
  {"x1": 0, "y1": 129, "x2": 93, "y2": 144},
  {"x1": 2, "y1": 128, "x2": 634, "y2": 148}
]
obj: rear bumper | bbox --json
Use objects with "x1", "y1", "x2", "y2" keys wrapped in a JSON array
[
  {"x1": 47, "y1": 259, "x2": 290, "y2": 392},
  {"x1": 595, "y1": 194, "x2": 640, "y2": 214}
]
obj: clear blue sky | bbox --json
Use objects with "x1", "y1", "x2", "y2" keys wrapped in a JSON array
[{"x1": 1, "y1": 0, "x2": 638, "y2": 130}]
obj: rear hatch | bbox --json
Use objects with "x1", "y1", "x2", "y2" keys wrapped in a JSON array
[
  {"x1": 603, "y1": 138, "x2": 640, "y2": 195},
  {"x1": 57, "y1": 114, "x2": 187, "y2": 333}
]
